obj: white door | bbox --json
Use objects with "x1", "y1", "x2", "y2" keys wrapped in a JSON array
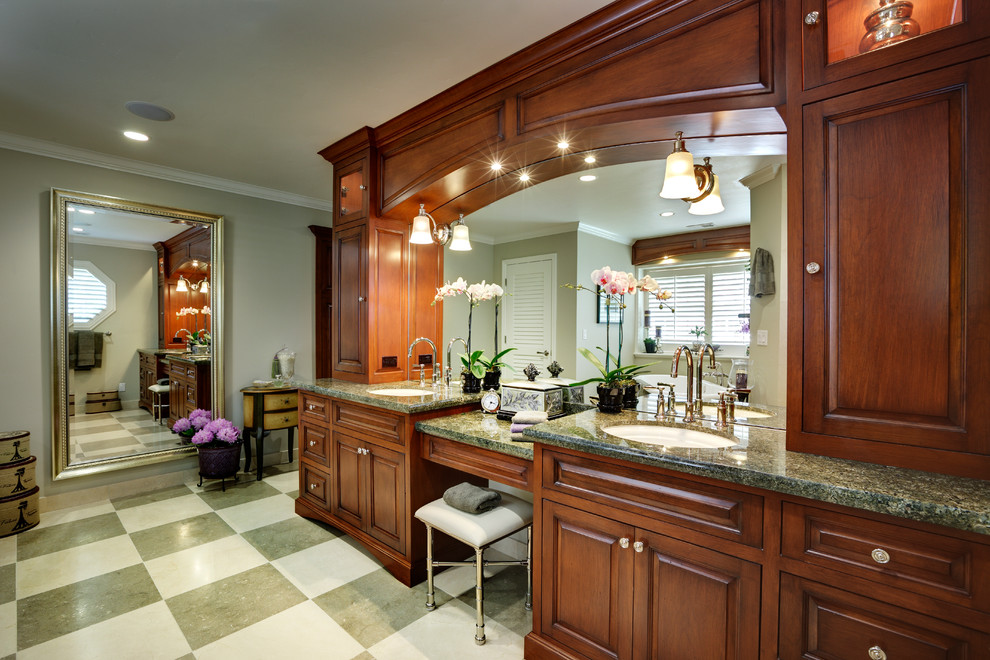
[{"x1": 502, "y1": 255, "x2": 556, "y2": 375}]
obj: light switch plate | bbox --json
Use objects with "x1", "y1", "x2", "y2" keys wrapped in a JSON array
[
  {"x1": 757, "y1": 329, "x2": 768, "y2": 346},
  {"x1": 583, "y1": 329, "x2": 588, "y2": 340}
]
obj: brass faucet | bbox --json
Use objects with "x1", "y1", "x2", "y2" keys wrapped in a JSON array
[
  {"x1": 695, "y1": 343, "x2": 718, "y2": 417},
  {"x1": 671, "y1": 346, "x2": 696, "y2": 423},
  {"x1": 407, "y1": 337, "x2": 439, "y2": 387}
]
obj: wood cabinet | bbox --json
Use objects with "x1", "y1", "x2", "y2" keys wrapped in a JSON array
[
  {"x1": 137, "y1": 350, "x2": 167, "y2": 413},
  {"x1": 166, "y1": 359, "x2": 210, "y2": 428}
]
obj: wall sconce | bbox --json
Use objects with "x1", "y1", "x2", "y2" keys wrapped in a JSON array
[
  {"x1": 176, "y1": 276, "x2": 209, "y2": 294},
  {"x1": 410, "y1": 204, "x2": 472, "y2": 251},
  {"x1": 659, "y1": 131, "x2": 724, "y2": 214}
]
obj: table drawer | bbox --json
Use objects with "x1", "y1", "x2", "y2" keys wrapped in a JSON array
[
  {"x1": 332, "y1": 401, "x2": 404, "y2": 447},
  {"x1": 262, "y1": 410, "x2": 297, "y2": 430},
  {"x1": 300, "y1": 462, "x2": 331, "y2": 509},
  {"x1": 301, "y1": 422, "x2": 329, "y2": 466},
  {"x1": 264, "y1": 391, "x2": 297, "y2": 411},
  {"x1": 542, "y1": 449, "x2": 763, "y2": 548},
  {"x1": 300, "y1": 392, "x2": 329, "y2": 422},
  {"x1": 782, "y1": 502, "x2": 990, "y2": 612},
  {"x1": 780, "y1": 573, "x2": 989, "y2": 659}
]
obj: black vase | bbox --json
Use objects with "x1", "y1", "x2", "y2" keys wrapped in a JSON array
[
  {"x1": 622, "y1": 382, "x2": 639, "y2": 409},
  {"x1": 197, "y1": 441, "x2": 242, "y2": 491},
  {"x1": 462, "y1": 373, "x2": 482, "y2": 394},
  {"x1": 482, "y1": 369, "x2": 501, "y2": 390},
  {"x1": 596, "y1": 384, "x2": 624, "y2": 414}
]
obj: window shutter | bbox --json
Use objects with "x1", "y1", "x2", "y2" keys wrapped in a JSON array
[
  {"x1": 711, "y1": 268, "x2": 750, "y2": 344},
  {"x1": 67, "y1": 267, "x2": 107, "y2": 324}
]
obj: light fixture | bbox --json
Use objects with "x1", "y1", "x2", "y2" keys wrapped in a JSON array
[
  {"x1": 490, "y1": 162, "x2": 503, "y2": 172},
  {"x1": 688, "y1": 171, "x2": 724, "y2": 215},
  {"x1": 519, "y1": 172, "x2": 531, "y2": 182},
  {"x1": 175, "y1": 278, "x2": 188, "y2": 292},
  {"x1": 176, "y1": 276, "x2": 210, "y2": 294},
  {"x1": 584, "y1": 155, "x2": 597, "y2": 164},
  {"x1": 410, "y1": 204, "x2": 472, "y2": 250},
  {"x1": 659, "y1": 131, "x2": 723, "y2": 214},
  {"x1": 72, "y1": 226, "x2": 85, "y2": 233},
  {"x1": 579, "y1": 175, "x2": 597, "y2": 182},
  {"x1": 123, "y1": 130, "x2": 149, "y2": 142},
  {"x1": 557, "y1": 141, "x2": 569, "y2": 150},
  {"x1": 660, "y1": 211, "x2": 675, "y2": 217}
]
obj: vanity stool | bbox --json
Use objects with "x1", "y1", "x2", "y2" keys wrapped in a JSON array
[
  {"x1": 147, "y1": 380, "x2": 170, "y2": 425},
  {"x1": 414, "y1": 491, "x2": 533, "y2": 645}
]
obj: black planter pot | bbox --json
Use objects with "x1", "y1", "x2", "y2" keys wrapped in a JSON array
[
  {"x1": 462, "y1": 373, "x2": 482, "y2": 394},
  {"x1": 197, "y1": 441, "x2": 242, "y2": 491},
  {"x1": 596, "y1": 384, "x2": 624, "y2": 414},
  {"x1": 622, "y1": 382, "x2": 639, "y2": 409},
  {"x1": 482, "y1": 369, "x2": 501, "y2": 390}
]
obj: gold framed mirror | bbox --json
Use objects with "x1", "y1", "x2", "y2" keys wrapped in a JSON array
[{"x1": 51, "y1": 189, "x2": 224, "y2": 480}]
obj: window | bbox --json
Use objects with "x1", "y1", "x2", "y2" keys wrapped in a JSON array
[
  {"x1": 640, "y1": 258, "x2": 750, "y2": 347},
  {"x1": 67, "y1": 260, "x2": 116, "y2": 329}
]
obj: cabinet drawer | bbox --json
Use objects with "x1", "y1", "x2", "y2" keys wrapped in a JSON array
[
  {"x1": 262, "y1": 410, "x2": 297, "y2": 430},
  {"x1": 779, "y1": 573, "x2": 989, "y2": 659},
  {"x1": 300, "y1": 392, "x2": 329, "y2": 422},
  {"x1": 542, "y1": 449, "x2": 763, "y2": 548},
  {"x1": 263, "y1": 391, "x2": 297, "y2": 411},
  {"x1": 186, "y1": 366, "x2": 198, "y2": 379},
  {"x1": 332, "y1": 401, "x2": 404, "y2": 447},
  {"x1": 782, "y1": 502, "x2": 990, "y2": 613},
  {"x1": 170, "y1": 362, "x2": 186, "y2": 377},
  {"x1": 301, "y1": 422, "x2": 329, "y2": 466},
  {"x1": 300, "y1": 462, "x2": 330, "y2": 509}
]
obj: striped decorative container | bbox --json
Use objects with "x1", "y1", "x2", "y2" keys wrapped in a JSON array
[
  {"x1": 0, "y1": 486, "x2": 40, "y2": 538},
  {"x1": 0, "y1": 456, "x2": 36, "y2": 497},
  {"x1": 0, "y1": 431, "x2": 30, "y2": 466}
]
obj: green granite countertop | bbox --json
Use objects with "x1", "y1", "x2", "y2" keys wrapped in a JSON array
[
  {"x1": 415, "y1": 411, "x2": 534, "y2": 460},
  {"x1": 293, "y1": 378, "x2": 482, "y2": 414},
  {"x1": 165, "y1": 353, "x2": 211, "y2": 365},
  {"x1": 523, "y1": 409, "x2": 990, "y2": 536}
]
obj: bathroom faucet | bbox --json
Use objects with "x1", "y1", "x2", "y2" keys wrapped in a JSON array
[
  {"x1": 695, "y1": 343, "x2": 718, "y2": 417},
  {"x1": 671, "y1": 346, "x2": 696, "y2": 423},
  {"x1": 446, "y1": 337, "x2": 468, "y2": 387},
  {"x1": 407, "y1": 337, "x2": 439, "y2": 387}
]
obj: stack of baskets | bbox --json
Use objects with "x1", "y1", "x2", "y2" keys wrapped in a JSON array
[{"x1": 0, "y1": 430, "x2": 39, "y2": 537}]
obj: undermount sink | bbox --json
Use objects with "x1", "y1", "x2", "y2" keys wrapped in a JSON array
[
  {"x1": 601, "y1": 425, "x2": 736, "y2": 449},
  {"x1": 369, "y1": 388, "x2": 433, "y2": 397}
]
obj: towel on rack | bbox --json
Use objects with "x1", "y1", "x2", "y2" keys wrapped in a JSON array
[
  {"x1": 443, "y1": 482, "x2": 502, "y2": 514},
  {"x1": 72, "y1": 331, "x2": 104, "y2": 370},
  {"x1": 749, "y1": 247, "x2": 776, "y2": 298}
]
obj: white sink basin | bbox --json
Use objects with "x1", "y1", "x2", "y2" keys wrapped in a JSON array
[
  {"x1": 369, "y1": 388, "x2": 432, "y2": 397},
  {"x1": 601, "y1": 425, "x2": 736, "y2": 449}
]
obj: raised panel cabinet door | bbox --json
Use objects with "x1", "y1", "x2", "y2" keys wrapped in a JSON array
[
  {"x1": 300, "y1": 422, "x2": 329, "y2": 467},
  {"x1": 365, "y1": 441, "x2": 405, "y2": 552},
  {"x1": 541, "y1": 500, "x2": 634, "y2": 660},
  {"x1": 332, "y1": 224, "x2": 368, "y2": 376},
  {"x1": 632, "y1": 528, "x2": 761, "y2": 660},
  {"x1": 797, "y1": 59, "x2": 990, "y2": 470},
  {"x1": 331, "y1": 431, "x2": 365, "y2": 530}
]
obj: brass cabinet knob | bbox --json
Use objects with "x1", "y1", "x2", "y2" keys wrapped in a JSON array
[
  {"x1": 868, "y1": 645, "x2": 887, "y2": 660},
  {"x1": 804, "y1": 11, "x2": 820, "y2": 25},
  {"x1": 806, "y1": 262, "x2": 821, "y2": 274},
  {"x1": 619, "y1": 537, "x2": 629, "y2": 549},
  {"x1": 633, "y1": 541, "x2": 645, "y2": 553},
  {"x1": 871, "y1": 548, "x2": 891, "y2": 564}
]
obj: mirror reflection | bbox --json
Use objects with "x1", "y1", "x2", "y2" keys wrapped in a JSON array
[{"x1": 52, "y1": 190, "x2": 224, "y2": 479}]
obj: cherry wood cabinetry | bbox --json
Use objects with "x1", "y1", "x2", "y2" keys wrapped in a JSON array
[
  {"x1": 154, "y1": 227, "x2": 212, "y2": 351},
  {"x1": 137, "y1": 350, "x2": 168, "y2": 414},
  {"x1": 309, "y1": 226, "x2": 333, "y2": 379},
  {"x1": 166, "y1": 359, "x2": 210, "y2": 428}
]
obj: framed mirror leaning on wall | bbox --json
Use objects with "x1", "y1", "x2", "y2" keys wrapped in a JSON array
[{"x1": 51, "y1": 189, "x2": 223, "y2": 480}]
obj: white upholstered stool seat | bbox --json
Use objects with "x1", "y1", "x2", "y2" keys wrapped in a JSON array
[
  {"x1": 414, "y1": 490, "x2": 533, "y2": 645},
  {"x1": 148, "y1": 382, "x2": 170, "y2": 425}
]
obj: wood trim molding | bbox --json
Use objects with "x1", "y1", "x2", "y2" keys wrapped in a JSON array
[{"x1": 632, "y1": 225, "x2": 750, "y2": 265}]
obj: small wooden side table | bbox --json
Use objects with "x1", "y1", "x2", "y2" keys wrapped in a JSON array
[{"x1": 240, "y1": 385, "x2": 298, "y2": 481}]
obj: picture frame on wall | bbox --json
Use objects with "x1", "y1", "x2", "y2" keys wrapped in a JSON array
[{"x1": 596, "y1": 286, "x2": 621, "y2": 324}]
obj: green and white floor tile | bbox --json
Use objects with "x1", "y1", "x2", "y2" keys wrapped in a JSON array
[{"x1": 0, "y1": 463, "x2": 531, "y2": 659}]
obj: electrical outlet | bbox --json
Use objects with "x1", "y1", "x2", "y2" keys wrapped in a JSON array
[
  {"x1": 118, "y1": 382, "x2": 126, "y2": 392},
  {"x1": 418, "y1": 353, "x2": 433, "y2": 365},
  {"x1": 757, "y1": 329, "x2": 768, "y2": 346},
  {"x1": 583, "y1": 329, "x2": 588, "y2": 340}
]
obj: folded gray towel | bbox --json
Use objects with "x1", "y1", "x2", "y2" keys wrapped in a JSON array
[
  {"x1": 512, "y1": 410, "x2": 548, "y2": 424},
  {"x1": 443, "y1": 482, "x2": 502, "y2": 514}
]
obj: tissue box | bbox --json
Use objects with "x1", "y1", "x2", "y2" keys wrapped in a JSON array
[
  {"x1": 498, "y1": 381, "x2": 564, "y2": 421},
  {"x1": 540, "y1": 378, "x2": 585, "y2": 404}
]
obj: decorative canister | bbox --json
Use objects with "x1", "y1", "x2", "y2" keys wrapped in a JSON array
[
  {"x1": 0, "y1": 456, "x2": 36, "y2": 497},
  {"x1": 860, "y1": 0, "x2": 921, "y2": 53},
  {"x1": 498, "y1": 381, "x2": 564, "y2": 421},
  {"x1": 0, "y1": 486, "x2": 40, "y2": 538},
  {"x1": 0, "y1": 431, "x2": 30, "y2": 466}
]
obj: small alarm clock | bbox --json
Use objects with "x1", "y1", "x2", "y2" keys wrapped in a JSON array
[{"x1": 480, "y1": 389, "x2": 501, "y2": 414}]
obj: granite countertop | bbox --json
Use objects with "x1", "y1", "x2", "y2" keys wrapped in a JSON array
[
  {"x1": 293, "y1": 378, "x2": 482, "y2": 414},
  {"x1": 523, "y1": 409, "x2": 990, "y2": 536},
  {"x1": 165, "y1": 353, "x2": 211, "y2": 364},
  {"x1": 415, "y1": 411, "x2": 534, "y2": 460}
]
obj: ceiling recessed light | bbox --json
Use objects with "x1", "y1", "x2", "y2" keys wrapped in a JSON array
[
  {"x1": 579, "y1": 175, "x2": 596, "y2": 182},
  {"x1": 123, "y1": 131, "x2": 149, "y2": 142},
  {"x1": 519, "y1": 173, "x2": 531, "y2": 182},
  {"x1": 490, "y1": 162, "x2": 503, "y2": 172},
  {"x1": 557, "y1": 141, "x2": 569, "y2": 150},
  {"x1": 78, "y1": 208, "x2": 95, "y2": 215},
  {"x1": 660, "y1": 211, "x2": 675, "y2": 217},
  {"x1": 71, "y1": 226, "x2": 84, "y2": 233},
  {"x1": 125, "y1": 101, "x2": 175, "y2": 122},
  {"x1": 584, "y1": 155, "x2": 596, "y2": 164}
]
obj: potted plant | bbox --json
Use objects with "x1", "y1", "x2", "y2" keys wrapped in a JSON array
[
  {"x1": 177, "y1": 306, "x2": 212, "y2": 354},
  {"x1": 175, "y1": 409, "x2": 241, "y2": 490},
  {"x1": 643, "y1": 337, "x2": 658, "y2": 353},
  {"x1": 433, "y1": 278, "x2": 505, "y2": 392},
  {"x1": 689, "y1": 326, "x2": 708, "y2": 351},
  {"x1": 572, "y1": 348, "x2": 654, "y2": 413},
  {"x1": 477, "y1": 347, "x2": 516, "y2": 390},
  {"x1": 460, "y1": 349, "x2": 485, "y2": 393}
]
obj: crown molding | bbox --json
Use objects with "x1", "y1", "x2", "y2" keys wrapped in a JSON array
[
  {"x1": 70, "y1": 236, "x2": 157, "y2": 252},
  {"x1": 739, "y1": 164, "x2": 781, "y2": 190},
  {"x1": 0, "y1": 131, "x2": 333, "y2": 212},
  {"x1": 577, "y1": 222, "x2": 632, "y2": 246}
]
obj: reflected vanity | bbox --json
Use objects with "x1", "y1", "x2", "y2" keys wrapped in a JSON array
[{"x1": 51, "y1": 190, "x2": 224, "y2": 479}]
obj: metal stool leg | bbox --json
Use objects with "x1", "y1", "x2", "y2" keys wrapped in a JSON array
[
  {"x1": 425, "y1": 526, "x2": 436, "y2": 610},
  {"x1": 474, "y1": 545, "x2": 486, "y2": 645},
  {"x1": 525, "y1": 525, "x2": 533, "y2": 611}
]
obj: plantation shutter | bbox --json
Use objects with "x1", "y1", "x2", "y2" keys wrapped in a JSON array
[
  {"x1": 711, "y1": 267, "x2": 751, "y2": 344},
  {"x1": 68, "y1": 267, "x2": 107, "y2": 324}
]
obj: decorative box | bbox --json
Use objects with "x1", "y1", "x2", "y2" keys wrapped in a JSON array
[
  {"x1": 85, "y1": 390, "x2": 121, "y2": 414},
  {"x1": 498, "y1": 381, "x2": 564, "y2": 421},
  {"x1": 540, "y1": 378, "x2": 585, "y2": 404},
  {"x1": 0, "y1": 486, "x2": 39, "y2": 538},
  {"x1": 0, "y1": 431, "x2": 30, "y2": 465},
  {"x1": 0, "y1": 456, "x2": 36, "y2": 498}
]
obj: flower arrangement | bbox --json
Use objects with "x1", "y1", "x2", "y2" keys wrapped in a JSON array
[
  {"x1": 173, "y1": 409, "x2": 239, "y2": 447},
  {"x1": 432, "y1": 277, "x2": 505, "y2": 370},
  {"x1": 177, "y1": 306, "x2": 212, "y2": 346}
]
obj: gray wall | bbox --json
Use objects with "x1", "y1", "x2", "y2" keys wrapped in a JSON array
[
  {"x1": 441, "y1": 241, "x2": 496, "y2": 372},
  {"x1": 0, "y1": 147, "x2": 331, "y2": 498}
]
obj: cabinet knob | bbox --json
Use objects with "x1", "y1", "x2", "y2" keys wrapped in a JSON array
[
  {"x1": 806, "y1": 262, "x2": 821, "y2": 274},
  {"x1": 871, "y1": 548, "x2": 891, "y2": 564},
  {"x1": 309, "y1": 440, "x2": 317, "y2": 447},
  {"x1": 804, "y1": 11, "x2": 820, "y2": 25},
  {"x1": 309, "y1": 483, "x2": 317, "y2": 490},
  {"x1": 619, "y1": 537, "x2": 629, "y2": 549},
  {"x1": 359, "y1": 184, "x2": 367, "y2": 191},
  {"x1": 633, "y1": 541, "x2": 645, "y2": 553},
  {"x1": 868, "y1": 645, "x2": 887, "y2": 660},
  {"x1": 340, "y1": 207, "x2": 349, "y2": 216},
  {"x1": 358, "y1": 296, "x2": 366, "y2": 302}
]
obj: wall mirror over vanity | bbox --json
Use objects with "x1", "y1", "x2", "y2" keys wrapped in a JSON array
[{"x1": 51, "y1": 189, "x2": 224, "y2": 480}]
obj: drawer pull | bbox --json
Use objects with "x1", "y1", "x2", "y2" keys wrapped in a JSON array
[
  {"x1": 633, "y1": 541, "x2": 645, "y2": 553},
  {"x1": 308, "y1": 404, "x2": 315, "y2": 410},
  {"x1": 619, "y1": 537, "x2": 629, "y2": 549},
  {"x1": 804, "y1": 11, "x2": 820, "y2": 26},
  {"x1": 871, "y1": 548, "x2": 891, "y2": 564},
  {"x1": 309, "y1": 483, "x2": 317, "y2": 490},
  {"x1": 309, "y1": 440, "x2": 317, "y2": 447},
  {"x1": 868, "y1": 645, "x2": 887, "y2": 660}
]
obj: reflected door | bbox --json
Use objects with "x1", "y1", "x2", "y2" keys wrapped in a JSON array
[{"x1": 502, "y1": 255, "x2": 556, "y2": 374}]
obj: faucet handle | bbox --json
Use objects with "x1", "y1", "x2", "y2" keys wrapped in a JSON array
[{"x1": 412, "y1": 363, "x2": 425, "y2": 386}]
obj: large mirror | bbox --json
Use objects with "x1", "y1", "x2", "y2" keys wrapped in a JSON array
[{"x1": 51, "y1": 190, "x2": 223, "y2": 479}]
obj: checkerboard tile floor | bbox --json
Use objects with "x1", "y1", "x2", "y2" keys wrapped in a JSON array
[
  {"x1": 69, "y1": 409, "x2": 180, "y2": 461},
  {"x1": 0, "y1": 463, "x2": 531, "y2": 659}
]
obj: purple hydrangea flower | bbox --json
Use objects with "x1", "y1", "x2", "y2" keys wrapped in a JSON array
[
  {"x1": 216, "y1": 426, "x2": 240, "y2": 444},
  {"x1": 191, "y1": 429, "x2": 214, "y2": 445},
  {"x1": 172, "y1": 417, "x2": 192, "y2": 433},
  {"x1": 191, "y1": 415, "x2": 209, "y2": 430}
]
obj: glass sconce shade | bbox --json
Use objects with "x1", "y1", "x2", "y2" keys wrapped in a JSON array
[
  {"x1": 449, "y1": 223, "x2": 472, "y2": 251},
  {"x1": 688, "y1": 175, "x2": 724, "y2": 215},
  {"x1": 175, "y1": 277, "x2": 189, "y2": 292},
  {"x1": 409, "y1": 215, "x2": 434, "y2": 244},
  {"x1": 199, "y1": 280, "x2": 209, "y2": 295},
  {"x1": 659, "y1": 150, "x2": 699, "y2": 199}
]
